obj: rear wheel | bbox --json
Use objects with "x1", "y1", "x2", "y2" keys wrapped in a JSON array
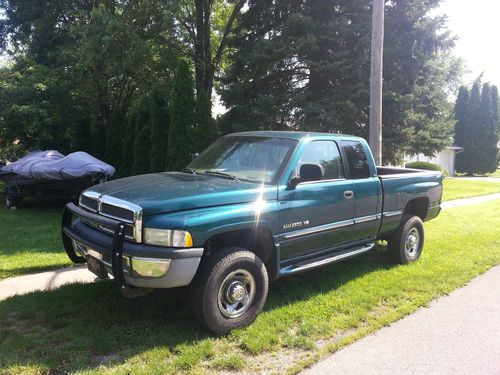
[
  {"x1": 388, "y1": 215, "x2": 424, "y2": 264},
  {"x1": 190, "y1": 247, "x2": 269, "y2": 335}
]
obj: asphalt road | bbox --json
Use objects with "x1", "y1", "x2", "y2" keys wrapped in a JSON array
[{"x1": 302, "y1": 265, "x2": 500, "y2": 375}]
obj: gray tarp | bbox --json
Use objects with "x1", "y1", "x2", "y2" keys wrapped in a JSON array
[{"x1": 0, "y1": 150, "x2": 115, "y2": 180}]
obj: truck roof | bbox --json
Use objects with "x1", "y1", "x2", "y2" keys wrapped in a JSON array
[{"x1": 227, "y1": 131, "x2": 365, "y2": 142}]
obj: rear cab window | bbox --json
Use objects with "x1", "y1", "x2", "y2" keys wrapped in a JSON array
[{"x1": 341, "y1": 141, "x2": 371, "y2": 179}]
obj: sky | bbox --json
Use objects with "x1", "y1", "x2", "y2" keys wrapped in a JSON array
[{"x1": 438, "y1": 0, "x2": 500, "y2": 87}]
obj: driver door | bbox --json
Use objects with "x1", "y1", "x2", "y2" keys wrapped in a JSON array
[{"x1": 278, "y1": 140, "x2": 355, "y2": 260}]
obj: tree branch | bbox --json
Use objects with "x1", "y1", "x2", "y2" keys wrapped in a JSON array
[{"x1": 213, "y1": 0, "x2": 246, "y2": 68}]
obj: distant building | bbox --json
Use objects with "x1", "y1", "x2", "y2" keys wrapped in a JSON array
[{"x1": 405, "y1": 145, "x2": 463, "y2": 176}]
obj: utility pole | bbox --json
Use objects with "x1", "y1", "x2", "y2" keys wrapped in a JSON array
[{"x1": 369, "y1": 0, "x2": 385, "y2": 165}]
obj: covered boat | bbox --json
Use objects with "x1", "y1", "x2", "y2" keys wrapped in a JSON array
[{"x1": 0, "y1": 151, "x2": 115, "y2": 208}]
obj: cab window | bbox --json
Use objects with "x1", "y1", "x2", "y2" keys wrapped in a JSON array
[
  {"x1": 298, "y1": 141, "x2": 344, "y2": 181},
  {"x1": 341, "y1": 141, "x2": 371, "y2": 179}
]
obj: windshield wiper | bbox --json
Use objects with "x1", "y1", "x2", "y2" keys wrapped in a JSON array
[
  {"x1": 181, "y1": 168, "x2": 198, "y2": 175},
  {"x1": 204, "y1": 170, "x2": 240, "y2": 181}
]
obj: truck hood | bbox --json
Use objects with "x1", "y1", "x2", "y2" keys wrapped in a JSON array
[{"x1": 86, "y1": 172, "x2": 277, "y2": 216}]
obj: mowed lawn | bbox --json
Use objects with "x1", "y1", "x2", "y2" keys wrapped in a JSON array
[
  {"x1": 0, "y1": 199, "x2": 71, "y2": 279},
  {"x1": 442, "y1": 178, "x2": 500, "y2": 201},
  {"x1": 0, "y1": 200, "x2": 499, "y2": 374},
  {"x1": 0, "y1": 178, "x2": 499, "y2": 279}
]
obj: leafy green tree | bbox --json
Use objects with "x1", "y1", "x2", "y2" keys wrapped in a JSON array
[
  {"x1": 167, "y1": 60, "x2": 196, "y2": 171},
  {"x1": 0, "y1": 0, "x2": 181, "y2": 159},
  {"x1": 194, "y1": 91, "x2": 219, "y2": 153},
  {"x1": 176, "y1": 0, "x2": 246, "y2": 96},
  {"x1": 149, "y1": 87, "x2": 170, "y2": 172}
]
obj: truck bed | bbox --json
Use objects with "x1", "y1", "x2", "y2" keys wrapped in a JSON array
[{"x1": 376, "y1": 166, "x2": 443, "y2": 237}]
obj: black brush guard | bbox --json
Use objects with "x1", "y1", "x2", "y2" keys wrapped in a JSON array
[{"x1": 61, "y1": 202, "x2": 129, "y2": 290}]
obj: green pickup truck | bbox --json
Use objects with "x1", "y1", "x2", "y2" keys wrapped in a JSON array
[{"x1": 62, "y1": 131, "x2": 442, "y2": 334}]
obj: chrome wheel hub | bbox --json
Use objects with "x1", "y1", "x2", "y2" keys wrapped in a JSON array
[
  {"x1": 227, "y1": 281, "x2": 246, "y2": 302},
  {"x1": 405, "y1": 228, "x2": 420, "y2": 257},
  {"x1": 218, "y1": 269, "x2": 256, "y2": 318}
]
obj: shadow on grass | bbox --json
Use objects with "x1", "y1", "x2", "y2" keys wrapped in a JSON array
[{"x1": 0, "y1": 245, "x2": 394, "y2": 373}]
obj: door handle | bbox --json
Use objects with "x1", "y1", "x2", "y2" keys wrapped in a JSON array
[{"x1": 344, "y1": 190, "x2": 354, "y2": 199}]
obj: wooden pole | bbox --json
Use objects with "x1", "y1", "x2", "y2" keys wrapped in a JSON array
[{"x1": 369, "y1": 0, "x2": 385, "y2": 165}]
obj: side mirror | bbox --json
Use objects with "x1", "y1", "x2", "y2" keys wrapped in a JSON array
[
  {"x1": 288, "y1": 163, "x2": 324, "y2": 188},
  {"x1": 289, "y1": 176, "x2": 301, "y2": 188},
  {"x1": 300, "y1": 163, "x2": 323, "y2": 181}
]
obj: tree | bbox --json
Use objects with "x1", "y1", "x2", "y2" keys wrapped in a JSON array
[
  {"x1": 454, "y1": 86, "x2": 469, "y2": 146},
  {"x1": 456, "y1": 81, "x2": 498, "y2": 175},
  {"x1": 167, "y1": 60, "x2": 196, "y2": 171},
  {"x1": 118, "y1": 112, "x2": 136, "y2": 177},
  {"x1": 0, "y1": 0, "x2": 181, "y2": 160},
  {"x1": 194, "y1": 91, "x2": 219, "y2": 153},
  {"x1": 149, "y1": 87, "x2": 170, "y2": 172},
  {"x1": 176, "y1": 0, "x2": 246, "y2": 96},
  {"x1": 220, "y1": 0, "x2": 460, "y2": 164},
  {"x1": 131, "y1": 96, "x2": 152, "y2": 176}
]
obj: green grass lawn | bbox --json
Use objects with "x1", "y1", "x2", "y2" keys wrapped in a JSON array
[
  {"x1": 0, "y1": 199, "x2": 72, "y2": 279},
  {"x1": 442, "y1": 178, "x2": 500, "y2": 201},
  {"x1": 0, "y1": 200, "x2": 499, "y2": 374}
]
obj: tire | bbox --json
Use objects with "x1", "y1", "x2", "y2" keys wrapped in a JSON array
[
  {"x1": 190, "y1": 247, "x2": 269, "y2": 335},
  {"x1": 388, "y1": 215, "x2": 425, "y2": 264},
  {"x1": 4, "y1": 187, "x2": 17, "y2": 209}
]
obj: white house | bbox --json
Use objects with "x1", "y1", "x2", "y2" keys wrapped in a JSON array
[{"x1": 404, "y1": 145, "x2": 463, "y2": 176}]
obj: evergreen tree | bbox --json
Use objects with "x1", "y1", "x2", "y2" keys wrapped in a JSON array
[
  {"x1": 476, "y1": 83, "x2": 494, "y2": 173},
  {"x1": 167, "y1": 60, "x2": 195, "y2": 171},
  {"x1": 456, "y1": 82, "x2": 498, "y2": 175},
  {"x1": 105, "y1": 110, "x2": 125, "y2": 168},
  {"x1": 149, "y1": 87, "x2": 170, "y2": 172},
  {"x1": 454, "y1": 86, "x2": 469, "y2": 146},
  {"x1": 492, "y1": 85, "x2": 499, "y2": 133},
  {"x1": 118, "y1": 111, "x2": 136, "y2": 177},
  {"x1": 131, "y1": 96, "x2": 152, "y2": 175},
  {"x1": 194, "y1": 91, "x2": 219, "y2": 153},
  {"x1": 220, "y1": 0, "x2": 460, "y2": 164},
  {"x1": 457, "y1": 82, "x2": 481, "y2": 174}
]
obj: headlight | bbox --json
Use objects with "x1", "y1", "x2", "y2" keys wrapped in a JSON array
[{"x1": 143, "y1": 228, "x2": 193, "y2": 247}]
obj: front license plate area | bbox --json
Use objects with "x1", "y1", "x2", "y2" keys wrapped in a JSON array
[{"x1": 86, "y1": 255, "x2": 108, "y2": 279}]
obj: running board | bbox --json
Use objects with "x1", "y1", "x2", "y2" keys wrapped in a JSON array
[{"x1": 279, "y1": 243, "x2": 376, "y2": 276}]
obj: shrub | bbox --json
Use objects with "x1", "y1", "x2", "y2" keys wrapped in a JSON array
[
  {"x1": 405, "y1": 161, "x2": 448, "y2": 177},
  {"x1": 405, "y1": 161, "x2": 441, "y2": 171}
]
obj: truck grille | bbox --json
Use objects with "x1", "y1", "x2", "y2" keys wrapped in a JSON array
[{"x1": 78, "y1": 191, "x2": 143, "y2": 242}]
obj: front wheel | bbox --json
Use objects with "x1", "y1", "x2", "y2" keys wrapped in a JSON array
[
  {"x1": 190, "y1": 247, "x2": 269, "y2": 335},
  {"x1": 388, "y1": 215, "x2": 425, "y2": 264}
]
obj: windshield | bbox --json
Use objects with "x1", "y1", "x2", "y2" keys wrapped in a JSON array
[{"x1": 187, "y1": 136, "x2": 297, "y2": 184}]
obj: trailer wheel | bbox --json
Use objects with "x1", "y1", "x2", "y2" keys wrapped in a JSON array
[
  {"x1": 4, "y1": 187, "x2": 18, "y2": 209},
  {"x1": 190, "y1": 247, "x2": 269, "y2": 335},
  {"x1": 388, "y1": 215, "x2": 424, "y2": 264}
]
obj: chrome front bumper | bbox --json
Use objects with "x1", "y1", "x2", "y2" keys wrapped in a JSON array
[{"x1": 62, "y1": 202, "x2": 203, "y2": 289}]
